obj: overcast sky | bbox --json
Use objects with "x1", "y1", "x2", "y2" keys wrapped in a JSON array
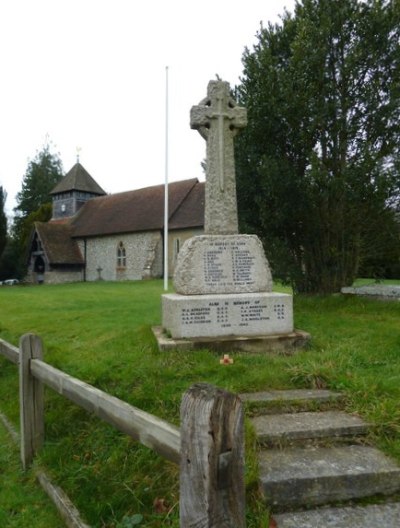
[{"x1": 0, "y1": 0, "x2": 295, "y2": 215}]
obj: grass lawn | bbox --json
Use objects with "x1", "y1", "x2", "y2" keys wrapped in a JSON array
[
  {"x1": 0, "y1": 420, "x2": 64, "y2": 527},
  {"x1": 0, "y1": 279, "x2": 399, "y2": 527}
]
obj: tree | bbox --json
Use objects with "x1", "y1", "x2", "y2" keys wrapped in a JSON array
[
  {"x1": 11, "y1": 141, "x2": 64, "y2": 278},
  {"x1": 14, "y1": 140, "x2": 64, "y2": 218},
  {"x1": 236, "y1": 0, "x2": 400, "y2": 293},
  {"x1": 0, "y1": 186, "x2": 7, "y2": 260},
  {"x1": 15, "y1": 202, "x2": 53, "y2": 251},
  {"x1": 0, "y1": 240, "x2": 21, "y2": 281}
]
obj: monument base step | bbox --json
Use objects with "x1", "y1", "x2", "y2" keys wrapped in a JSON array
[{"x1": 152, "y1": 326, "x2": 310, "y2": 354}]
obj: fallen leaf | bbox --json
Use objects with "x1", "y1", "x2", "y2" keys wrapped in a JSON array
[
  {"x1": 269, "y1": 516, "x2": 278, "y2": 528},
  {"x1": 153, "y1": 497, "x2": 168, "y2": 514}
]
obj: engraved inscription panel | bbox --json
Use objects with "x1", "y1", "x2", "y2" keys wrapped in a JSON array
[
  {"x1": 162, "y1": 292, "x2": 293, "y2": 338},
  {"x1": 202, "y1": 240, "x2": 257, "y2": 289},
  {"x1": 173, "y1": 234, "x2": 273, "y2": 295}
]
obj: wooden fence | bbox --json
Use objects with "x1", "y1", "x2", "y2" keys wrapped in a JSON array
[{"x1": 0, "y1": 334, "x2": 245, "y2": 527}]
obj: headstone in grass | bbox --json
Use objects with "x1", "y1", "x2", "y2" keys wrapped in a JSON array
[
  {"x1": 341, "y1": 284, "x2": 400, "y2": 301},
  {"x1": 158, "y1": 80, "x2": 309, "y2": 353}
]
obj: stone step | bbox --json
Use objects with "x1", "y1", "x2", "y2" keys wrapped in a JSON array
[
  {"x1": 240, "y1": 389, "x2": 343, "y2": 414},
  {"x1": 273, "y1": 502, "x2": 400, "y2": 528},
  {"x1": 259, "y1": 444, "x2": 400, "y2": 508},
  {"x1": 252, "y1": 410, "x2": 369, "y2": 446}
]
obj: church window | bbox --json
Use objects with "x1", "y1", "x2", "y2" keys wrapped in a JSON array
[
  {"x1": 174, "y1": 238, "x2": 180, "y2": 260},
  {"x1": 117, "y1": 242, "x2": 126, "y2": 268}
]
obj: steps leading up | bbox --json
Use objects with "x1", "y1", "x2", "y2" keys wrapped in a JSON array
[
  {"x1": 259, "y1": 444, "x2": 400, "y2": 508},
  {"x1": 253, "y1": 410, "x2": 369, "y2": 446},
  {"x1": 273, "y1": 502, "x2": 400, "y2": 528},
  {"x1": 241, "y1": 389, "x2": 343, "y2": 406},
  {"x1": 245, "y1": 388, "x2": 400, "y2": 525}
]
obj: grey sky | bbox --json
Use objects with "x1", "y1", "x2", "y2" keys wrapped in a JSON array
[{"x1": 0, "y1": 0, "x2": 295, "y2": 215}]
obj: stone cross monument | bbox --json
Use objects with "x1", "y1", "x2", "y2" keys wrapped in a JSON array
[
  {"x1": 156, "y1": 79, "x2": 308, "y2": 353},
  {"x1": 190, "y1": 80, "x2": 247, "y2": 235}
]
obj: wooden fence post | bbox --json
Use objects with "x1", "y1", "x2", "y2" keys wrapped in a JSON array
[
  {"x1": 19, "y1": 333, "x2": 44, "y2": 470},
  {"x1": 180, "y1": 383, "x2": 245, "y2": 527}
]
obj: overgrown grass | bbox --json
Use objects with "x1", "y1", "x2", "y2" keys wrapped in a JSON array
[
  {"x1": 0, "y1": 280, "x2": 399, "y2": 526},
  {"x1": 0, "y1": 421, "x2": 64, "y2": 527}
]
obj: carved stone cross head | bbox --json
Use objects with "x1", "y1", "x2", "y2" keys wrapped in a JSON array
[{"x1": 190, "y1": 80, "x2": 247, "y2": 141}]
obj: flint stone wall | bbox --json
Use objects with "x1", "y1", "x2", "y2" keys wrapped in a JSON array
[
  {"x1": 78, "y1": 232, "x2": 162, "y2": 281},
  {"x1": 27, "y1": 269, "x2": 84, "y2": 284}
]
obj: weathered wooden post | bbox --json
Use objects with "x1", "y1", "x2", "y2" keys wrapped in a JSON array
[
  {"x1": 19, "y1": 333, "x2": 44, "y2": 470},
  {"x1": 180, "y1": 383, "x2": 245, "y2": 527}
]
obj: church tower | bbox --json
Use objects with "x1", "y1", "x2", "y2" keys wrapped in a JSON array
[{"x1": 50, "y1": 162, "x2": 106, "y2": 220}]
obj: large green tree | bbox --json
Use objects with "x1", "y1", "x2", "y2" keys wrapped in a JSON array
[{"x1": 236, "y1": 0, "x2": 400, "y2": 293}]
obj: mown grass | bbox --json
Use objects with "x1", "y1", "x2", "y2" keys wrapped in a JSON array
[{"x1": 0, "y1": 280, "x2": 399, "y2": 527}]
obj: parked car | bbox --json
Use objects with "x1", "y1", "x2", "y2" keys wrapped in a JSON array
[{"x1": 2, "y1": 279, "x2": 19, "y2": 286}]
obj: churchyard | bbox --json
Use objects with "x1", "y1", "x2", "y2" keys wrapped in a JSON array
[
  {"x1": 0, "y1": 278, "x2": 399, "y2": 526},
  {"x1": 1, "y1": 77, "x2": 400, "y2": 526}
]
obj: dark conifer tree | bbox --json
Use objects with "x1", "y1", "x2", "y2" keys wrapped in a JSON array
[{"x1": 236, "y1": 0, "x2": 400, "y2": 292}]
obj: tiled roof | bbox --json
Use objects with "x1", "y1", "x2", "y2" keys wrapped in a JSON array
[
  {"x1": 71, "y1": 178, "x2": 203, "y2": 238},
  {"x1": 169, "y1": 181, "x2": 205, "y2": 229},
  {"x1": 35, "y1": 222, "x2": 84, "y2": 265},
  {"x1": 50, "y1": 163, "x2": 106, "y2": 196}
]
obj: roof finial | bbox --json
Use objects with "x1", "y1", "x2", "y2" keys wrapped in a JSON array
[{"x1": 76, "y1": 146, "x2": 82, "y2": 164}]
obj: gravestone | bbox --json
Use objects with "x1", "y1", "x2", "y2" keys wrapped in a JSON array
[{"x1": 158, "y1": 80, "x2": 309, "y2": 352}]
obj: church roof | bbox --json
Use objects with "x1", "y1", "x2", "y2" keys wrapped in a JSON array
[
  {"x1": 169, "y1": 180, "x2": 205, "y2": 229},
  {"x1": 35, "y1": 222, "x2": 84, "y2": 265},
  {"x1": 70, "y1": 178, "x2": 204, "y2": 238},
  {"x1": 50, "y1": 162, "x2": 106, "y2": 196}
]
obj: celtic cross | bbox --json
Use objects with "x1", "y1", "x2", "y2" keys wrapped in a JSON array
[{"x1": 190, "y1": 80, "x2": 247, "y2": 235}]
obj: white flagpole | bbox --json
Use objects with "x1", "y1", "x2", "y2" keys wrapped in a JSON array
[{"x1": 163, "y1": 66, "x2": 169, "y2": 291}]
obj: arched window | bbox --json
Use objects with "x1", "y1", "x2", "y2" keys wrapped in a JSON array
[{"x1": 117, "y1": 242, "x2": 126, "y2": 268}]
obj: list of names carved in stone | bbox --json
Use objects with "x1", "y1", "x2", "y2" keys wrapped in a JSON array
[
  {"x1": 203, "y1": 240, "x2": 257, "y2": 288},
  {"x1": 203, "y1": 247, "x2": 228, "y2": 285},
  {"x1": 179, "y1": 298, "x2": 286, "y2": 330},
  {"x1": 181, "y1": 307, "x2": 212, "y2": 325},
  {"x1": 231, "y1": 244, "x2": 256, "y2": 285}
]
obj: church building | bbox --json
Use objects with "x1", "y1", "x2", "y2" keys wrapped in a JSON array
[{"x1": 27, "y1": 163, "x2": 204, "y2": 284}]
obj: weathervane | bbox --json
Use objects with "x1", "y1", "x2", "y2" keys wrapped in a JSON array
[{"x1": 76, "y1": 146, "x2": 82, "y2": 163}]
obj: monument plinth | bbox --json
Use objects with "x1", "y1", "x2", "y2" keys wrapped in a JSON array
[
  {"x1": 156, "y1": 80, "x2": 310, "y2": 353},
  {"x1": 162, "y1": 292, "x2": 293, "y2": 339}
]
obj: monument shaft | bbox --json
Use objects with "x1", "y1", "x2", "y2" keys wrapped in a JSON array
[{"x1": 190, "y1": 80, "x2": 247, "y2": 235}]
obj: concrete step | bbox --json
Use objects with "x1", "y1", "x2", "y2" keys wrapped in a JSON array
[
  {"x1": 259, "y1": 444, "x2": 400, "y2": 508},
  {"x1": 252, "y1": 410, "x2": 369, "y2": 447},
  {"x1": 273, "y1": 502, "x2": 400, "y2": 527},
  {"x1": 240, "y1": 389, "x2": 343, "y2": 414}
]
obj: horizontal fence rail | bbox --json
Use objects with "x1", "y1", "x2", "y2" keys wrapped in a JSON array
[
  {"x1": 30, "y1": 359, "x2": 180, "y2": 464},
  {"x1": 0, "y1": 333, "x2": 246, "y2": 527},
  {"x1": 0, "y1": 338, "x2": 19, "y2": 365}
]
